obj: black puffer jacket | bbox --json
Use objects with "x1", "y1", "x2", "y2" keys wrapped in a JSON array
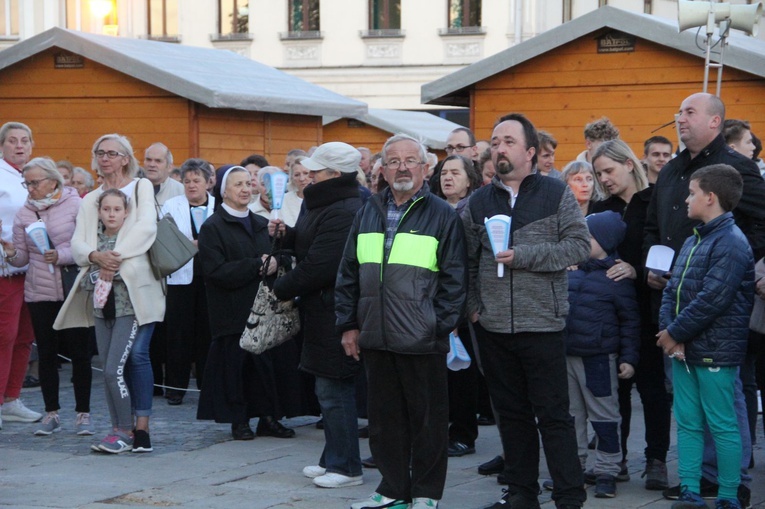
[
  {"x1": 273, "y1": 173, "x2": 362, "y2": 379},
  {"x1": 644, "y1": 134, "x2": 765, "y2": 262},
  {"x1": 659, "y1": 213, "x2": 754, "y2": 367},
  {"x1": 335, "y1": 185, "x2": 467, "y2": 354}
]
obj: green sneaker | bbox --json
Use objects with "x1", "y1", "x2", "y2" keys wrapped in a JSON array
[
  {"x1": 350, "y1": 492, "x2": 410, "y2": 509},
  {"x1": 412, "y1": 498, "x2": 438, "y2": 508}
]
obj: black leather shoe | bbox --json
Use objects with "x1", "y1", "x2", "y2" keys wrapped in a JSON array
[
  {"x1": 361, "y1": 456, "x2": 377, "y2": 468},
  {"x1": 166, "y1": 395, "x2": 183, "y2": 406},
  {"x1": 478, "y1": 455, "x2": 505, "y2": 475},
  {"x1": 231, "y1": 423, "x2": 255, "y2": 440},
  {"x1": 448, "y1": 440, "x2": 476, "y2": 457},
  {"x1": 256, "y1": 416, "x2": 295, "y2": 438}
]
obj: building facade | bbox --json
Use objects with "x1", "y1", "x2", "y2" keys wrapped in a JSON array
[{"x1": 0, "y1": 0, "x2": 760, "y2": 114}]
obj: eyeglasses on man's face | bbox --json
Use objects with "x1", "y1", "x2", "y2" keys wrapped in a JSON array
[
  {"x1": 94, "y1": 150, "x2": 126, "y2": 159},
  {"x1": 445, "y1": 144, "x2": 473, "y2": 154},
  {"x1": 21, "y1": 178, "x2": 50, "y2": 189},
  {"x1": 384, "y1": 159, "x2": 424, "y2": 171}
]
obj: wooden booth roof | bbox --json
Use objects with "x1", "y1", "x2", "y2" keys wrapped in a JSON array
[
  {"x1": 422, "y1": 6, "x2": 765, "y2": 107},
  {"x1": 0, "y1": 27, "x2": 366, "y2": 119},
  {"x1": 323, "y1": 109, "x2": 464, "y2": 150}
]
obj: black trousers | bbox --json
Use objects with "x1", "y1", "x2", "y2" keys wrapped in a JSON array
[
  {"x1": 448, "y1": 322, "x2": 478, "y2": 447},
  {"x1": 619, "y1": 323, "x2": 672, "y2": 463},
  {"x1": 27, "y1": 301, "x2": 92, "y2": 413},
  {"x1": 365, "y1": 349, "x2": 449, "y2": 501},
  {"x1": 475, "y1": 323, "x2": 587, "y2": 507},
  {"x1": 165, "y1": 278, "x2": 212, "y2": 397}
]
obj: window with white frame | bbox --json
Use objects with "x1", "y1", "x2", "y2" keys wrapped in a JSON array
[
  {"x1": 289, "y1": 0, "x2": 319, "y2": 32},
  {"x1": 0, "y1": 0, "x2": 19, "y2": 38},
  {"x1": 64, "y1": 0, "x2": 118, "y2": 35},
  {"x1": 148, "y1": 0, "x2": 179, "y2": 40},
  {"x1": 369, "y1": 0, "x2": 400, "y2": 31},
  {"x1": 448, "y1": 0, "x2": 481, "y2": 29},
  {"x1": 218, "y1": 0, "x2": 249, "y2": 37}
]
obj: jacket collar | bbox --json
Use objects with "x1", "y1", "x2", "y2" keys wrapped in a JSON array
[
  {"x1": 694, "y1": 211, "x2": 735, "y2": 237},
  {"x1": 580, "y1": 255, "x2": 617, "y2": 272},
  {"x1": 218, "y1": 206, "x2": 267, "y2": 231},
  {"x1": 678, "y1": 134, "x2": 727, "y2": 166},
  {"x1": 373, "y1": 182, "x2": 430, "y2": 211},
  {"x1": 303, "y1": 173, "x2": 359, "y2": 210},
  {"x1": 490, "y1": 168, "x2": 541, "y2": 195}
]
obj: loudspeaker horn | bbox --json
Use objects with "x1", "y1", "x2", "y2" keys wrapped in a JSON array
[
  {"x1": 728, "y1": 2, "x2": 762, "y2": 36},
  {"x1": 678, "y1": 1, "x2": 730, "y2": 32}
]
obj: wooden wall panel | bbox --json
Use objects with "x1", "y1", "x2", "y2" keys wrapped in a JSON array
[
  {"x1": 470, "y1": 34, "x2": 765, "y2": 165},
  {"x1": 0, "y1": 48, "x2": 190, "y2": 170},
  {"x1": 0, "y1": 48, "x2": 174, "y2": 99},
  {"x1": 323, "y1": 121, "x2": 390, "y2": 154},
  {"x1": 0, "y1": 97, "x2": 190, "y2": 169},
  {"x1": 197, "y1": 107, "x2": 322, "y2": 169}
]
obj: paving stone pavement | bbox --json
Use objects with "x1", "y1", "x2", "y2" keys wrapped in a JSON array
[{"x1": 1, "y1": 361, "x2": 763, "y2": 508}]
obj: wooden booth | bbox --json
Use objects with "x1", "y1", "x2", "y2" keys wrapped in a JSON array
[
  {"x1": 422, "y1": 6, "x2": 765, "y2": 165},
  {"x1": 0, "y1": 28, "x2": 365, "y2": 172}
]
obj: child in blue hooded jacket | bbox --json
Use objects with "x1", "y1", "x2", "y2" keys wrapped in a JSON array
[{"x1": 565, "y1": 210, "x2": 640, "y2": 499}]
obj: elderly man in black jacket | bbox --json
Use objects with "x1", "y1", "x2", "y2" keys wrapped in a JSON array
[
  {"x1": 336, "y1": 133, "x2": 467, "y2": 509},
  {"x1": 644, "y1": 92, "x2": 765, "y2": 508},
  {"x1": 270, "y1": 142, "x2": 365, "y2": 490}
]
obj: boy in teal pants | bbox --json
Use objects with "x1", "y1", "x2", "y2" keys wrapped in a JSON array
[{"x1": 657, "y1": 164, "x2": 754, "y2": 509}]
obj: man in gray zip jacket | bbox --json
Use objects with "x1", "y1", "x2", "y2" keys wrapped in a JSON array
[{"x1": 462, "y1": 113, "x2": 590, "y2": 509}]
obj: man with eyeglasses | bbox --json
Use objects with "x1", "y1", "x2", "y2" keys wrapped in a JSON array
[
  {"x1": 338, "y1": 133, "x2": 467, "y2": 509},
  {"x1": 445, "y1": 127, "x2": 479, "y2": 163},
  {"x1": 0, "y1": 121, "x2": 43, "y2": 427},
  {"x1": 430, "y1": 127, "x2": 481, "y2": 195},
  {"x1": 144, "y1": 142, "x2": 183, "y2": 206}
]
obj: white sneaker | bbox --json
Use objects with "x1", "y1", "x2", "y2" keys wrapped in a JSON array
[
  {"x1": 303, "y1": 465, "x2": 326, "y2": 478},
  {"x1": 411, "y1": 498, "x2": 439, "y2": 509},
  {"x1": 313, "y1": 472, "x2": 363, "y2": 488},
  {"x1": 350, "y1": 493, "x2": 409, "y2": 509},
  {"x1": 34, "y1": 413, "x2": 61, "y2": 435},
  {"x1": 2, "y1": 398, "x2": 42, "y2": 422}
]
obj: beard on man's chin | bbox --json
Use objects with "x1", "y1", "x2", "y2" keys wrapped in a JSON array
[
  {"x1": 392, "y1": 181, "x2": 415, "y2": 192},
  {"x1": 496, "y1": 160, "x2": 513, "y2": 175}
]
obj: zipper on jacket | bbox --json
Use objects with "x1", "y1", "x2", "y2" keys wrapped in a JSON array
[
  {"x1": 675, "y1": 229, "x2": 702, "y2": 317},
  {"x1": 377, "y1": 196, "x2": 425, "y2": 349},
  {"x1": 551, "y1": 281, "x2": 559, "y2": 317}
]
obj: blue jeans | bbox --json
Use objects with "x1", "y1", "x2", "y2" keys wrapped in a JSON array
[
  {"x1": 315, "y1": 376, "x2": 362, "y2": 477},
  {"x1": 126, "y1": 322, "x2": 156, "y2": 417}
]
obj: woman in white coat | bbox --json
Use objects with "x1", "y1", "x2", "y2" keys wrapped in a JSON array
[
  {"x1": 55, "y1": 133, "x2": 164, "y2": 453},
  {"x1": 161, "y1": 159, "x2": 215, "y2": 406}
]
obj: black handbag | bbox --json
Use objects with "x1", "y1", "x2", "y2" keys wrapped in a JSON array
[{"x1": 61, "y1": 264, "x2": 79, "y2": 297}]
